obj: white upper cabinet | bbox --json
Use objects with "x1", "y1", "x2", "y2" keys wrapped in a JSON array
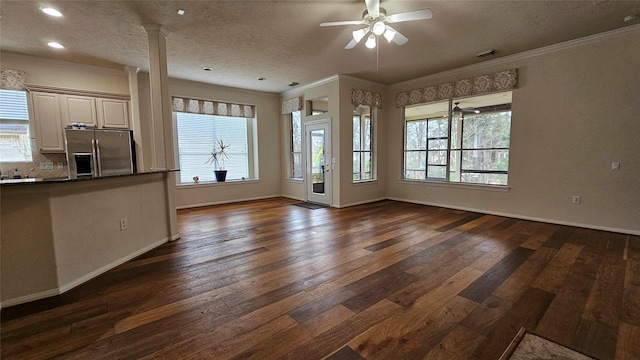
[
  {"x1": 96, "y1": 98, "x2": 130, "y2": 128},
  {"x1": 59, "y1": 95, "x2": 98, "y2": 127},
  {"x1": 32, "y1": 92, "x2": 65, "y2": 153}
]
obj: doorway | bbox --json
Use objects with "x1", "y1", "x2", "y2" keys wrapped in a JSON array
[{"x1": 305, "y1": 119, "x2": 331, "y2": 206}]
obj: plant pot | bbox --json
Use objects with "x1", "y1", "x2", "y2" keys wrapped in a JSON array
[{"x1": 214, "y1": 170, "x2": 227, "y2": 182}]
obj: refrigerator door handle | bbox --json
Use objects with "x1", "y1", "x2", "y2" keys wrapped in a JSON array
[{"x1": 93, "y1": 138, "x2": 101, "y2": 177}]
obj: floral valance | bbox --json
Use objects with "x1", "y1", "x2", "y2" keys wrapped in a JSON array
[
  {"x1": 352, "y1": 88, "x2": 383, "y2": 108},
  {"x1": 395, "y1": 68, "x2": 518, "y2": 108},
  {"x1": 172, "y1": 96, "x2": 255, "y2": 118},
  {"x1": 281, "y1": 96, "x2": 303, "y2": 114},
  {"x1": 1, "y1": 69, "x2": 26, "y2": 90}
]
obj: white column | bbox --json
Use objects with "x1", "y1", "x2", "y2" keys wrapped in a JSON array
[
  {"x1": 143, "y1": 24, "x2": 179, "y2": 241},
  {"x1": 124, "y1": 65, "x2": 145, "y2": 172}
]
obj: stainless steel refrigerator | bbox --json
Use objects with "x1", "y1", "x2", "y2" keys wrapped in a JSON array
[{"x1": 65, "y1": 128, "x2": 136, "y2": 179}]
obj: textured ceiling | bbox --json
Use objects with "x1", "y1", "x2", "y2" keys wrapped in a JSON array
[{"x1": 1, "y1": 1, "x2": 639, "y2": 93}]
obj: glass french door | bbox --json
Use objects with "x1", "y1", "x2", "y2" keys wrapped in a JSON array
[{"x1": 305, "y1": 120, "x2": 331, "y2": 205}]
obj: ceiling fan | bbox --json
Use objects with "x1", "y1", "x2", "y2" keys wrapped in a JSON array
[
  {"x1": 452, "y1": 102, "x2": 480, "y2": 116},
  {"x1": 320, "y1": 0, "x2": 432, "y2": 49}
]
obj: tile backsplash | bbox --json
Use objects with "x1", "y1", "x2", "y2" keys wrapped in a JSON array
[{"x1": 0, "y1": 153, "x2": 68, "y2": 179}]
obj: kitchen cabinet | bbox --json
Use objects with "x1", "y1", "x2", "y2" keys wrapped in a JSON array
[
  {"x1": 32, "y1": 92, "x2": 65, "y2": 153},
  {"x1": 96, "y1": 98, "x2": 130, "y2": 128},
  {"x1": 31, "y1": 91, "x2": 131, "y2": 153},
  {"x1": 60, "y1": 95, "x2": 98, "y2": 127}
]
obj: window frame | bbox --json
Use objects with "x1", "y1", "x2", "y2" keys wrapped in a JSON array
[
  {"x1": 0, "y1": 89, "x2": 33, "y2": 163},
  {"x1": 173, "y1": 111, "x2": 257, "y2": 185},
  {"x1": 289, "y1": 111, "x2": 303, "y2": 180},
  {"x1": 353, "y1": 105, "x2": 375, "y2": 183},
  {"x1": 403, "y1": 92, "x2": 512, "y2": 187}
]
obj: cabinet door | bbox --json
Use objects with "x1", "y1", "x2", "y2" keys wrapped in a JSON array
[
  {"x1": 60, "y1": 95, "x2": 97, "y2": 127},
  {"x1": 32, "y1": 92, "x2": 65, "y2": 153},
  {"x1": 97, "y1": 98, "x2": 130, "y2": 128}
]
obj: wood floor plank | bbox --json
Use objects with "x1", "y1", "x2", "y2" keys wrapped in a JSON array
[
  {"x1": 1, "y1": 198, "x2": 638, "y2": 359},
  {"x1": 459, "y1": 247, "x2": 535, "y2": 303},
  {"x1": 471, "y1": 286, "x2": 555, "y2": 360},
  {"x1": 616, "y1": 321, "x2": 640, "y2": 360}
]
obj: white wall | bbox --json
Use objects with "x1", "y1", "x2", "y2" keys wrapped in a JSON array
[
  {"x1": 386, "y1": 28, "x2": 640, "y2": 234},
  {"x1": 0, "y1": 52, "x2": 130, "y2": 94}
]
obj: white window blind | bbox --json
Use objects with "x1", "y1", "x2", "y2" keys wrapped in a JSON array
[
  {"x1": 0, "y1": 89, "x2": 32, "y2": 162},
  {"x1": 176, "y1": 112, "x2": 250, "y2": 183}
]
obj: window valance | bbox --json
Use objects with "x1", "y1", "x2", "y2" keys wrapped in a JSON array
[
  {"x1": 1, "y1": 69, "x2": 26, "y2": 90},
  {"x1": 172, "y1": 96, "x2": 255, "y2": 118},
  {"x1": 281, "y1": 96, "x2": 304, "y2": 114},
  {"x1": 395, "y1": 68, "x2": 518, "y2": 108},
  {"x1": 352, "y1": 88, "x2": 383, "y2": 108}
]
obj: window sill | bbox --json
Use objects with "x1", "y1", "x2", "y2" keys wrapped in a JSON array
[
  {"x1": 400, "y1": 179, "x2": 510, "y2": 192},
  {"x1": 176, "y1": 178, "x2": 259, "y2": 188},
  {"x1": 352, "y1": 179, "x2": 378, "y2": 186}
]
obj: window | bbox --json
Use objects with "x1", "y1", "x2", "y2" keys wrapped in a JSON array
[
  {"x1": 353, "y1": 105, "x2": 374, "y2": 181},
  {"x1": 290, "y1": 111, "x2": 302, "y2": 179},
  {"x1": 175, "y1": 112, "x2": 255, "y2": 184},
  {"x1": 403, "y1": 91, "x2": 512, "y2": 186},
  {"x1": 0, "y1": 89, "x2": 33, "y2": 162}
]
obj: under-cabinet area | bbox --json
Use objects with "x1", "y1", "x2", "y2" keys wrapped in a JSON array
[{"x1": 31, "y1": 89, "x2": 131, "y2": 153}]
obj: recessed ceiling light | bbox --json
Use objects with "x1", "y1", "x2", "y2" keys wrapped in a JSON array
[
  {"x1": 202, "y1": 67, "x2": 213, "y2": 71},
  {"x1": 48, "y1": 42, "x2": 65, "y2": 49},
  {"x1": 40, "y1": 7, "x2": 63, "y2": 17},
  {"x1": 177, "y1": 9, "x2": 185, "y2": 15},
  {"x1": 257, "y1": 77, "x2": 267, "y2": 81}
]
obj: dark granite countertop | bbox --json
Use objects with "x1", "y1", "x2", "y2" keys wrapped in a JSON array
[{"x1": 0, "y1": 169, "x2": 179, "y2": 186}]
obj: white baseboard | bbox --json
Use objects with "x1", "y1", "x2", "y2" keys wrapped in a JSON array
[
  {"x1": 0, "y1": 288, "x2": 60, "y2": 309},
  {"x1": 175, "y1": 195, "x2": 280, "y2": 210},
  {"x1": 1, "y1": 237, "x2": 169, "y2": 309},
  {"x1": 386, "y1": 196, "x2": 640, "y2": 236},
  {"x1": 334, "y1": 197, "x2": 387, "y2": 208}
]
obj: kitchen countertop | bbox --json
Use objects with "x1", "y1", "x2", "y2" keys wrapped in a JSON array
[{"x1": 0, "y1": 169, "x2": 179, "y2": 186}]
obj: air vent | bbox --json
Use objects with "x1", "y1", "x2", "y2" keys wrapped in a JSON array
[{"x1": 476, "y1": 49, "x2": 496, "y2": 58}]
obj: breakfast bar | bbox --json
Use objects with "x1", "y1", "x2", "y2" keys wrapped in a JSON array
[{"x1": 0, "y1": 170, "x2": 177, "y2": 308}]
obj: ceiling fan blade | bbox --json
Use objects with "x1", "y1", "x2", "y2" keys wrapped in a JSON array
[
  {"x1": 345, "y1": 38, "x2": 359, "y2": 49},
  {"x1": 385, "y1": 25, "x2": 408, "y2": 46},
  {"x1": 387, "y1": 9, "x2": 433, "y2": 23},
  {"x1": 365, "y1": 0, "x2": 380, "y2": 17},
  {"x1": 320, "y1": 20, "x2": 364, "y2": 27}
]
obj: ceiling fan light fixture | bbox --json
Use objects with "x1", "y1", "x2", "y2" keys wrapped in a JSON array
[
  {"x1": 372, "y1": 21, "x2": 386, "y2": 36},
  {"x1": 383, "y1": 27, "x2": 396, "y2": 42},
  {"x1": 365, "y1": 34, "x2": 376, "y2": 49},
  {"x1": 352, "y1": 28, "x2": 367, "y2": 43},
  {"x1": 452, "y1": 102, "x2": 462, "y2": 116}
]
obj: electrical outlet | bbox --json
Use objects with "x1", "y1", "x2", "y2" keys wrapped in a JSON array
[
  {"x1": 119, "y1": 219, "x2": 128, "y2": 231},
  {"x1": 572, "y1": 196, "x2": 581, "y2": 204},
  {"x1": 40, "y1": 161, "x2": 54, "y2": 170},
  {"x1": 611, "y1": 162, "x2": 620, "y2": 171}
]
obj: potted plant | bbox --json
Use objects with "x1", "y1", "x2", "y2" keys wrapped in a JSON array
[{"x1": 206, "y1": 139, "x2": 230, "y2": 182}]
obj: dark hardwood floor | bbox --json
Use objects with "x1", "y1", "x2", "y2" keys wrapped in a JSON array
[{"x1": 2, "y1": 198, "x2": 639, "y2": 359}]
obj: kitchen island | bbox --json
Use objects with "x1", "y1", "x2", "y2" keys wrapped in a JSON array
[{"x1": 0, "y1": 170, "x2": 178, "y2": 308}]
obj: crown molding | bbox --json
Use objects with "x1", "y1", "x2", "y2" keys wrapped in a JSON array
[
  {"x1": 389, "y1": 23, "x2": 640, "y2": 91},
  {"x1": 279, "y1": 74, "x2": 339, "y2": 99}
]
